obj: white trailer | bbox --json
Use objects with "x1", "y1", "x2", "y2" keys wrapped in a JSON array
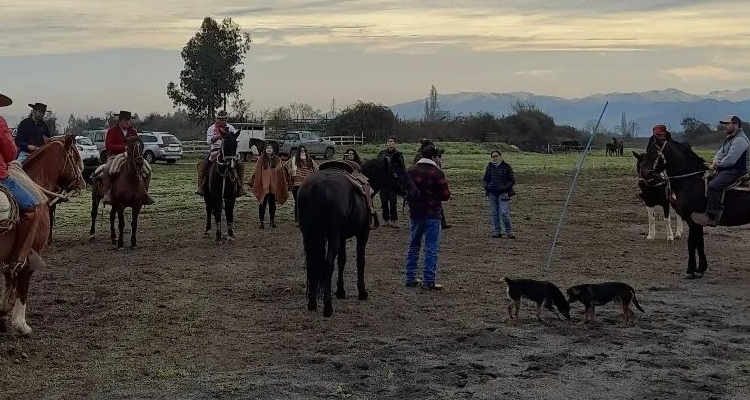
[{"x1": 233, "y1": 122, "x2": 266, "y2": 161}]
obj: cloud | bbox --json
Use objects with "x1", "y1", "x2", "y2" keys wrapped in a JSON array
[
  {"x1": 255, "y1": 54, "x2": 287, "y2": 62},
  {"x1": 663, "y1": 65, "x2": 750, "y2": 81},
  {"x1": 515, "y1": 70, "x2": 556, "y2": 77},
  {"x1": 1, "y1": 0, "x2": 749, "y2": 57}
]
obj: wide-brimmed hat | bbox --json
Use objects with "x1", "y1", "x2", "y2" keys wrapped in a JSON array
[
  {"x1": 28, "y1": 102, "x2": 47, "y2": 112},
  {"x1": 0, "y1": 90, "x2": 12, "y2": 108},
  {"x1": 114, "y1": 110, "x2": 133, "y2": 120}
]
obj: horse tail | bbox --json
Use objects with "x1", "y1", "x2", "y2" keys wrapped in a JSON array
[
  {"x1": 631, "y1": 289, "x2": 645, "y2": 313},
  {"x1": 302, "y1": 231, "x2": 326, "y2": 301}
]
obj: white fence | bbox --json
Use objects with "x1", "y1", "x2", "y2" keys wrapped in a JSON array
[{"x1": 180, "y1": 134, "x2": 365, "y2": 155}]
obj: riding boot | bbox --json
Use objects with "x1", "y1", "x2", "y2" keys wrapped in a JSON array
[
  {"x1": 142, "y1": 173, "x2": 155, "y2": 205},
  {"x1": 235, "y1": 162, "x2": 248, "y2": 197},
  {"x1": 10, "y1": 206, "x2": 41, "y2": 277},
  {"x1": 101, "y1": 173, "x2": 112, "y2": 205},
  {"x1": 691, "y1": 188, "x2": 722, "y2": 226},
  {"x1": 195, "y1": 159, "x2": 207, "y2": 196}
]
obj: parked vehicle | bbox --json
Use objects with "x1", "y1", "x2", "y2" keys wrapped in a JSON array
[
  {"x1": 278, "y1": 131, "x2": 335, "y2": 159},
  {"x1": 81, "y1": 129, "x2": 108, "y2": 162},
  {"x1": 52, "y1": 134, "x2": 100, "y2": 162},
  {"x1": 234, "y1": 122, "x2": 266, "y2": 161},
  {"x1": 138, "y1": 131, "x2": 183, "y2": 164}
]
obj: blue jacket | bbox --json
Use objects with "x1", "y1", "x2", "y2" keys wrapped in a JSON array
[
  {"x1": 483, "y1": 161, "x2": 515, "y2": 195},
  {"x1": 714, "y1": 129, "x2": 749, "y2": 172}
]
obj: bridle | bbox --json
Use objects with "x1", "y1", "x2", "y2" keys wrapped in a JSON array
[
  {"x1": 32, "y1": 141, "x2": 85, "y2": 206},
  {"x1": 644, "y1": 139, "x2": 706, "y2": 182}
]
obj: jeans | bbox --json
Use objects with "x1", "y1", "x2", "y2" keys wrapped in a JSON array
[
  {"x1": 16, "y1": 151, "x2": 30, "y2": 164},
  {"x1": 404, "y1": 219, "x2": 442, "y2": 284},
  {"x1": 292, "y1": 186, "x2": 299, "y2": 221},
  {"x1": 380, "y1": 189, "x2": 398, "y2": 221},
  {"x1": 488, "y1": 192, "x2": 512, "y2": 234},
  {"x1": 0, "y1": 176, "x2": 39, "y2": 209},
  {"x1": 706, "y1": 169, "x2": 746, "y2": 216}
]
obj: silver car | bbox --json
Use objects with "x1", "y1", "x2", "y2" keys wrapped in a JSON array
[
  {"x1": 138, "y1": 132, "x2": 183, "y2": 164},
  {"x1": 278, "y1": 131, "x2": 335, "y2": 159}
]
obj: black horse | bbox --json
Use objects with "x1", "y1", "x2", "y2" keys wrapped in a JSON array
[
  {"x1": 203, "y1": 130, "x2": 241, "y2": 243},
  {"x1": 298, "y1": 153, "x2": 419, "y2": 317},
  {"x1": 639, "y1": 132, "x2": 750, "y2": 278},
  {"x1": 632, "y1": 151, "x2": 683, "y2": 242}
]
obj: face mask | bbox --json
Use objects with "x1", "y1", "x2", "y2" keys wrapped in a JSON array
[
  {"x1": 300, "y1": 153, "x2": 307, "y2": 160},
  {"x1": 265, "y1": 148, "x2": 273, "y2": 155}
]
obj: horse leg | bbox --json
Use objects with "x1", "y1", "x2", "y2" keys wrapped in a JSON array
[
  {"x1": 48, "y1": 204, "x2": 55, "y2": 245},
  {"x1": 117, "y1": 207, "x2": 125, "y2": 248},
  {"x1": 0, "y1": 270, "x2": 13, "y2": 318},
  {"x1": 10, "y1": 261, "x2": 37, "y2": 335},
  {"x1": 335, "y1": 243, "x2": 346, "y2": 299},
  {"x1": 130, "y1": 205, "x2": 141, "y2": 248},
  {"x1": 696, "y1": 225, "x2": 708, "y2": 276},
  {"x1": 662, "y1": 205, "x2": 674, "y2": 243},
  {"x1": 213, "y1": 198, "x2": 222, "y2": 243},
  {"x1": 685, "y1": 222, "x2": 699, "y2": 278},
  {"x1": 674, "y1": 212, "x2": 684, "y2": 240},
  {"x1": 646, "y1": 206, "x2": 656, "y2": 240},
  {"x1": 225, "y1": 194, "x2": 236, "y2": 241},
  {"x1": 89, "y1": 191, "x2": 99, "y2": 240},
  {"x1": 109, "y1": 207, "x2": 117, "y2": 245},
  {"x1": 356, "y1": 232, "x2": 369, "y2": 301},
  {"x1": 323, "y1": 236, "x2": 340, "y2": 317}
]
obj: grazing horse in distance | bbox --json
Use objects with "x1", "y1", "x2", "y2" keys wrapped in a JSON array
[
  {"x1": 639, "y1": 132, "x2": 750, "y2": 279},
  {"x1": 203, "y1": 129, "x2": 241, "y2": 243},
  {"x1": 298, "y1": 153, "x2": 419, "y2": 317},
  {"x1": 89, "y1": 136, "x2": 151, "y2": 248},
  {"x1": 632, "y1": 151, "x2": 683, "y2": 242},
  {"x1": 1, "y1": 135, "x2": 85, "y2": 335}
]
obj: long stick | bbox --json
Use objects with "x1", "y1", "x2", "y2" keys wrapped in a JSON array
[{"x1": 544, "y1": 101, "x2": 609, "y2": 274}]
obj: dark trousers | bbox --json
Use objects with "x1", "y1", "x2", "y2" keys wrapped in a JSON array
[
  {"x1": 259, "y1": 193, "x2": 276, "y2": 221},
  {"x1": 292, "y1": 186, "x2": 299, "y2": 221},
  {"x1": 706, "y1": 169, "x2": 745, "y2": 216},
  {"x1": 380, "y1": 189, "x2": 398, "y2": 221}
]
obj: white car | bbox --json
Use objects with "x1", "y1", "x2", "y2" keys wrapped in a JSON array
[{"x1": 55, "y1": 135, "x2": 100, "y2": 162}]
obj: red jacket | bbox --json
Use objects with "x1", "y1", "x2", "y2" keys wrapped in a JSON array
[
  {"x1": 0, "y1": 116, "x2": 18, "y2": 180},
  {"x1": 105, "y1": 126, "x2": 138, "y2": 155}
]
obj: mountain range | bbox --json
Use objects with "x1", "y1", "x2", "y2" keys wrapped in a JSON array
[{"x1": 388, "y1": 88, "x2": 750, "y2": 137}]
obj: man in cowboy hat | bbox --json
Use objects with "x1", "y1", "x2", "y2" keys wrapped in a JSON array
[
  {"x1": 14, "y1": 102, "x2": 52, "y2": 164},
  {"x1": 195, "y1": 110, "x2": 247, "y2": 197},
  {"x1": 97, "y1": 110, "x2": 154, "y2": 205},
  {"x1": 692, "y1": 115, "x2": 749, "y2": 226}
]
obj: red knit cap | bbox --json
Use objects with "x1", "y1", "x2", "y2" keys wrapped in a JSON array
[{"x1": 652, "y1": 124, "x2": 668, "y2": 136}]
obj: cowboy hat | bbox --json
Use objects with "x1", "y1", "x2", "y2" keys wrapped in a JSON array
[
  {"x1": 27, "y1": 102, "x2": 47, "y2": 112},
  {"x1": 0, "y1": 89, "x2": 11, "y2": 108},
  {"x1": 114, "y1": 110, "x2": 133, "y2": 120}
]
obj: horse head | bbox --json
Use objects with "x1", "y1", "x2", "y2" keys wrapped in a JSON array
[
  {"x1": 25, "y1": 134, "x2": 86, "y2": 194},
  {"x1": 382, "y1": 153, "x2": 419, "y2": 201},
  {"x1": 640, "y1": 132, "x2": 707, "y2": 181},
  {"x1": 126, "y1": 136, "x2": 145, "y2": 168},
  {"x1": 219, "y1": 130, "x2": 240, "y2": 171}
]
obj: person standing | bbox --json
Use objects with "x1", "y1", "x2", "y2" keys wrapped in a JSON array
[
  {"x1": 14, "y1": 102, "x2": 51, "y2": 163},
  {"x1": 249, "y1": 144, "x2": 289, "y2": 228},
  {"x1": 378, "y1": 136, "x2": 404, "y2": 227},
  {"x1": 286, "y1": 145, "x2": 317, "y2": 226},
  {"x1": 404, "y1": 145, "x2": 451, "y2": 290},
  {"x1": 483, "y1": 150, "x2": 516, "y2": 238}
]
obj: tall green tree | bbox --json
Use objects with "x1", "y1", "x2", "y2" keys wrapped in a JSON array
[{"x1": 167, "y1": 16, "x2": 252, "y2": 125}]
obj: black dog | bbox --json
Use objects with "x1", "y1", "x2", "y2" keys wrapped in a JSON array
[
  {"x1": 502, "y1": 277, "x2": 571, "y2": 321},
  {"x1": 566, "y1": 282, "x2": 645, "y2": 325}
]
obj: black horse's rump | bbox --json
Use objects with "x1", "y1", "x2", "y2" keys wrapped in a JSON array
[
  {"x1": 203, "y1": 130, "x2": 241, "y2": 242},
  {"x1": 298, "y1": 153, "x2": 418, "y2": 317}
]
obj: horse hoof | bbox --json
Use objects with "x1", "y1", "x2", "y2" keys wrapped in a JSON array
[
  {"x1": 358, "y1": 292, "x2": 368, "y2": 301},
  {"x1": 203, "y1": 231, "x2": 211, "y2": 238},
  {"x1": 684, "y1": 272, "x2": 697, "y2": 279},
  {"x1": 88, "y1": 235, "x2": 95, "y2": 242},
  {"x1": 335, "y1": 290, "x2": 346, "y2": 299},
  {"x1": 323, "y1": 305, "x2": 333, "y2": 317},
  {"x1": 694, "y1": 272, "x2": 704, "y2": 279},
  {"x1": 307, "y1": 301, "x2": 317, "y2": 311},
  {"x1": 227, "y1": 236, "x2": 236, "y2": 243}
]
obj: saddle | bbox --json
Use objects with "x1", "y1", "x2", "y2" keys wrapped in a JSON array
[
  {"x1": 318, "y1": 160, "x2": 379, "y2": 229},
  {"x1": 0, "y1": 185, "x2": 19, "y2": 234},
  {"x1": 91, "y1": 153, "x2": 151, "y2": 181}
]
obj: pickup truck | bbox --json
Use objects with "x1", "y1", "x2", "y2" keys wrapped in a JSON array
[{"x1": 278, "y1": 131, "x2": 336, "y2": 159}]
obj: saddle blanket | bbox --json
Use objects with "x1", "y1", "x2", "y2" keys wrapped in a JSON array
[{"x1": 92, "y1": 153, "x2": 151, "y2": 179}]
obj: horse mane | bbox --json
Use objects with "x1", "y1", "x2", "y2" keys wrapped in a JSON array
[{"x1": 23, "y1": 140, "x2": 65, "y2": 166}]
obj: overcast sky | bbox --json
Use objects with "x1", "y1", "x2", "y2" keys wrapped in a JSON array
[{"x1": 2, "y1": 0, "x2": 749, "y2": 122}]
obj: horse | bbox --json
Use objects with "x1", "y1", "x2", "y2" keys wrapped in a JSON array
[
  {"x1": 1, "y1": 135, "x2": 86, "y2": 335},
  {"x1": 89, "y1": 136, "x2": 150, "y2": 248},
  {"x1": 639, "y1": 132, "x2": 750, "y2": 278},
  {"x1": 22, "y1": 136, "x2": 86, "y2": 245},
  {"x1": 298, "y1": 153, "x2": 419, "y2": 317},
  {"x1": 203, "y1": 129, "x2": 241, "y2": 243},
  {"x1": 632, "y1": 151, "x2": 683, "y2": 242}
]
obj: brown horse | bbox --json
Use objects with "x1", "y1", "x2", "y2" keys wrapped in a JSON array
[
  {"x1": 23, "y1": 135, "x2": 86, "y2": 245},
  {"x1": 0, "y1": 135, "x2": 86, "y2": 335},
  {"x1": 89, "y1": 136, "x2": 151, "y2": 248}
]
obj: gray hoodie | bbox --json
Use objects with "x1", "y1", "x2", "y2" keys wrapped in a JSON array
[{"x1": 713, "y1": 129, "x2": 750, "y2": 171}]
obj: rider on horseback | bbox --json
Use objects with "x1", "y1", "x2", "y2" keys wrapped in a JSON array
[
  {"x1": 691, "y1": 115, "x2": 749, "y2": 226},
  {"x1": 15, "y1": 102, "x2": 51, "y2": 164},
  {"x1": 195, "y1": 110, "x2": 247, "y2": 197},
  {"x1": 0, "y1": 90, "x2": 45, "y2": 272},
  {"x1": 99, "y1": 111, "x2": 154, "y2": 205}
]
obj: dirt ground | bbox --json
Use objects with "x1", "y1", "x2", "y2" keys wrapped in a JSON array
[{"x1": 2, "y1": 165, "x2": 750, "y2": 399}]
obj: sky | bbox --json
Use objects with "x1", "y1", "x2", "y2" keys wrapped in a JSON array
[{"x1": 2, "y1": 0, "x2": 750, "y2": 124}]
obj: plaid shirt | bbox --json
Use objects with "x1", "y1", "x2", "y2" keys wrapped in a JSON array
[{"x1": 406, "y1": 159, "x2": 450, "y2": 219}]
